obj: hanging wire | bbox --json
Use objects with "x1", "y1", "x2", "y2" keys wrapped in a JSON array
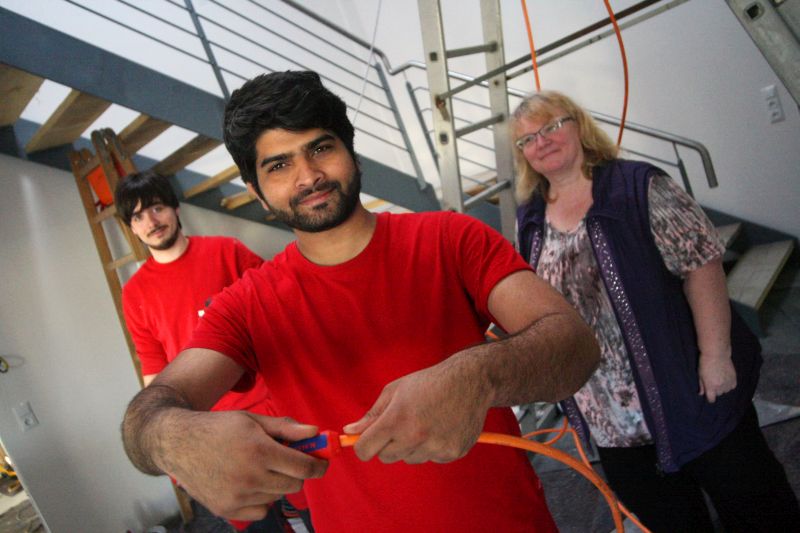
[
  {"x1": 520, "y1": 0, "x2": 541, "y2": 90},
  {"x1": 352, "y1": 0, "x2": 384, "y2": 125},
  {"x1": 603, "y1": 0, "x2": 630, "y2": 145}
]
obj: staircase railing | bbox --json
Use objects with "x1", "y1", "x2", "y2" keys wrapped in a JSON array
[
  {"x1": 7, "y1": 0, "x2": 718, "y2": 203},
  {"x1": 15, "y1": 0, "x2": 425, "y2": 185},
  {"x1": 407, "y1": 64, "x2": 718, "y2": 198}
]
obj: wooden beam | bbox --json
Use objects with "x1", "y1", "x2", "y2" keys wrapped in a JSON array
[
  {"x1": 118, "y1": 114, "x2": 171, "y2": 154},
  {"x1": 152, "y1": 134, "x2": 221, "y2": 177},
  {"x1": 25, "y1": 89, "x2": 110, "y2": 153},
  {"x1": 363, "y1": 198, "x2": 388, "y2": 211},
  {"x1": 184, "y1": 164, "x2": 240, "y2": 198},
  {"x1": 220, "y1": 190, "x2": 257, "y2": 210},
  {"x1": 0, "y1": 64, "x2": 44, "y2": 126}
]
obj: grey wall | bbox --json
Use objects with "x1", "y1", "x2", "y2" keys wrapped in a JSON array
[{"x1": 0, "y1": 155, "x2": 293, "y2": 531}]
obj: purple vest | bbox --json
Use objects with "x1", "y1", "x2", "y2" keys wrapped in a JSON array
[{"x1": 517, "y1": 159, "x2": 761, "y2": 472}]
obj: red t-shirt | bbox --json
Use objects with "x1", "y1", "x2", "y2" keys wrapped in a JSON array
[
  {"x1": 122, "y1": 235, "x2": 272, "y2": 414},
  {"x1": 189, "y1": 212, "x2": 557, "y2": 532}
]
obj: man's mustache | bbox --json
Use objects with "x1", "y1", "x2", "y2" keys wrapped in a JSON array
[
  {"x1": 290, "y1": 181, "x2": 340, "y2": 208},
  {"x1": 148, "y1": 225, "x2": 168, "y2": 237}
]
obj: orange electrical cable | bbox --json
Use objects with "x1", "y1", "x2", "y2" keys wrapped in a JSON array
[
  {"x1": 337, "y1": 431, "x2": 652, "y2": 532},
  {"x1": 520, "y1": 0, "x2": 541, "y2": 91},
  {"x1": 603, "y1": 0, "x2": 629, "y2": 146}
]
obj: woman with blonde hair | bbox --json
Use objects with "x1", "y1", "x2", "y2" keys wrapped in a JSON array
[{"x1": 513, "y1": 90, "x2": 799, "y2": 532}]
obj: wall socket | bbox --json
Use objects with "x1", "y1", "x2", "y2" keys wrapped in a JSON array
[
  {"x1": 761, "y1": 84, "x2": 785, "y2": 124},
  {"x1": 12, "y1": 401, "x2": 39, "y2": 432}
]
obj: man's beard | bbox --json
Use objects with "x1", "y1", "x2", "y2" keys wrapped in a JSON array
[
  {"x1": 146, "y1": 224, "x2": 180, "y2": 251},
  {"x1": 266, "y1": 168, "x2": 362, "y2": 233}
]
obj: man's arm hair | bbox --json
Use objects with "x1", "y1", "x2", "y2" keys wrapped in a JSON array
[
  {"x1": 468, "y1": 310, "x2": 598, "y2": 407},
  {"x1": 121, "y1": 348, "x2": 246, "y2": 475},
  {"x1": 122, "y1": 384, "x2": 192, "y2": 475},
  {"x1": 476, "y1": 269, "x2": 599, "y2": 406}
]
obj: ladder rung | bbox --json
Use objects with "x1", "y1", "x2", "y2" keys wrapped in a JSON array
[
  {"x1": 91, "y1": 205, "x2": 118, "y2": 224},
  {"x1": 445, "y1": 41, "x2": 498, "y2": 59},
  {"x1": 455, "y1": 113, "x2": 504, "y2": 138},
  {"x1": 106, "y1": 253, "x2": 138, "y2": 271}
]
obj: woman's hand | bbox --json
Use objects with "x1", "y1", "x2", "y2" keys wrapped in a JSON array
[{"x1": 698, "y1": 352, "x2": 737, "y2": 403}]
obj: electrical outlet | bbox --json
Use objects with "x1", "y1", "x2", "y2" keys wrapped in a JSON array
[
  {"x1": 12, "y1": 401, "x2": 39, "y2": 432},
  {"x1": 761, "y1": 84, "x2": 785, "y2": 124}
]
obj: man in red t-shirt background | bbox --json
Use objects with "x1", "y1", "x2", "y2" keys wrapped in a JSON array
[{"x1": 117, "y1": 170, "x2": 311, "y2": 532}]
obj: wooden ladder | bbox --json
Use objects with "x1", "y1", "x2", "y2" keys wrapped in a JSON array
[
  {"x1": 67, "y1": 129, "x2": 193, "y2": 524},
  {"x1": 68, "y1": 129, "x2": 149, "y2": 383}
]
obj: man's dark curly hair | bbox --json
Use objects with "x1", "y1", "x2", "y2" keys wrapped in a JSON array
[
  {"x1": 223, "y1": 71, "x2": 356, "y2": 199},
  {"x1": 114, "y1": 169, "x2": 180, "y2": 227}
]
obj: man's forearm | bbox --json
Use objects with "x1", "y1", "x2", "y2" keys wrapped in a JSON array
[
  {"x1": 122, "y1": 384, "x2": 193, "y2": 475},
  {"x1": 457, "y1": 311, "x2": 599, "y2": 407}
]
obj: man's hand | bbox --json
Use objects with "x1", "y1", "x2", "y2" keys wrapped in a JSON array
[
  {"x1": 121, "y1": 349, "x2": 328, "y2": 521},
  {"x1": 698, "y1": 352, "x2": 737, "y2": 403},
  {"x1": 343, "y1": 357, "x2": 491, "y2": 465},
  {"x1": 160, "y1": 412, "x2": 325, "y2": 520}
]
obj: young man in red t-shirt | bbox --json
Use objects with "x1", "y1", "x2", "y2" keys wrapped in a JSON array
[
  {"x1": 121, "y1": 71, "x2": 600, "y2": 532},
  {"x1": 117, "y1": 171, "x2": 310, "y2": 532}
]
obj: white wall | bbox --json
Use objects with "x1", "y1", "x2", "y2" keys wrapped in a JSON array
[
  {"x1": 311, "y1": 0, "x2": 800, "y2": 239},
  {"x1": 0, "y1": 155, "x2": 293, "y2": 531}
]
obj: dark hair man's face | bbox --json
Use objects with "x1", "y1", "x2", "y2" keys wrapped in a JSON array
[
  {"x1": 248, "y1": 128, "x2": 361, "y2": 233},
  {"x1": 129, "y1": 201, "x2": 181, "y2": 251}
]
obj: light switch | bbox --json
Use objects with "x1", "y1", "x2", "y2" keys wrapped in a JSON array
[{"x1": 12, "y1": 401, "x2": 39, "y2": 432}]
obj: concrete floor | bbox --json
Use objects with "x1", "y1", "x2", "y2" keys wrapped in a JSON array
[{"x1": 535, "y1": 261, "x2": 800, "y2": 532}]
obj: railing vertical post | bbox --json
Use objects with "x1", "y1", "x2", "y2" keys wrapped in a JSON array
[
  {"x1": 374, "y1": 63, "x2": 428, "y2": 190},
  {"x1": 185, "y1": 0, "x2": 230, "y2": 100},
  {"x1": 406, "y1": 82, "x2": 438, "y2": 170},
  {"x1": 673, "y1": 143, "x2": 694, "y2": 198}
]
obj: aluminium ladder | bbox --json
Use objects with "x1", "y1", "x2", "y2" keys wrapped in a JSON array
[{"x1": 417, "y1": 0, "x2": 517, "y2": 241}]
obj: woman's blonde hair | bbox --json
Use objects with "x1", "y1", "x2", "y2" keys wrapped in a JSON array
[{"x1": 511, "y1": 90, "x2": 618, "y2": 203}]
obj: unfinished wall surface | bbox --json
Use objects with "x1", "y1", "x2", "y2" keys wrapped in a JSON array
[{"x1": 0, "y1": 155, "x2": 178, "y2": 530}]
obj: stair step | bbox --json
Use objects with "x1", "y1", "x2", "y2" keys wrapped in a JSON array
[
  {"x1": 25, "y1": 89, "x2": 111, "y2": 153},
  {"x1": 0, "y1": 64, "x2": 44, "y2": 127},
  {"x1": 727, "y1": 240, "x2": 794, "y2": 310},
  {"x1": 153, "y1": 134, "x2": 221, "y2": 177},
  {"x1": 716, "y1": 222, "x2": 742, "y2": 249}
]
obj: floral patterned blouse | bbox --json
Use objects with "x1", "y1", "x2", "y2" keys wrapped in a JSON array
[{"x1": 537, "y1": 174, "x2": 725, "y2": 447}]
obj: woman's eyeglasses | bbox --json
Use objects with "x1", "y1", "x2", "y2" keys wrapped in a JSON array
[{"x1": 515, "y1": 116, "x2": 575, "y2": 150}]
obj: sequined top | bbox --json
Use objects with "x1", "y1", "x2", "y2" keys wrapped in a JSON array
[{"x1": 537, "y1": 174, "x2": 725, "y2": 447}]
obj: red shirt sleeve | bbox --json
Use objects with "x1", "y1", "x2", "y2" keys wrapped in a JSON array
[{"x1": 444, "y1": 213, "x2": 532, "y2": 322}]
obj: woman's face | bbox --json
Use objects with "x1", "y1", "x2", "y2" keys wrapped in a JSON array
[{"x1": 515, "y1": 111, "x2": 584, "y2": 179}]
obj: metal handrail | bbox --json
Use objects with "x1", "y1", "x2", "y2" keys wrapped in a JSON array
[
  {"x1": 47, "y1": 0, "x2": 425, "y2": 184},
  {"x1": 405, "y1": 61, "x2": 718, "y2": 192},
  {"x1": 14, "y1": 0, "x2": 715, "y2": 203}
]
